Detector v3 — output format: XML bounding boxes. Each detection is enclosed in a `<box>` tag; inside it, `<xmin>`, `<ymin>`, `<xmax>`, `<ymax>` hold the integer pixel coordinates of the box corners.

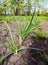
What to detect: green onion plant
<box><xmin>0</xmin><ymin>8</ymin><xmax>48</xmax><ymax>63</ymax></box>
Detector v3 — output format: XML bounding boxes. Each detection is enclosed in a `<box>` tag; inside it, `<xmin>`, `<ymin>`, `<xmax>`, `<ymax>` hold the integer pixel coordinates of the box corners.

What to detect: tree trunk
<box><xmin>37</xmin><ymin>9</ymin><xmax>40</xmax><ymax>16</ymax></box>
<box><xmin>16</xmin><ymin>8</ymin><xmax>21</xmax><ymax>15</ymax></box>
<box><xmin>5</xmin><ymin>10</ymin><xmax>6</xmax><ymax>16</ymax></box>
<box><xmin>27</xmin><ymin>10</ymin><xmax>31</xmax><ymax>15</ymax></box>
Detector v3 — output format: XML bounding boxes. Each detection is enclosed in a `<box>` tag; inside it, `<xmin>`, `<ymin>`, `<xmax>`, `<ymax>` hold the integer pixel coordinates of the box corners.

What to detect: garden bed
<box><xmin>0</xmin><ymin>20</ymin><xmax>48</xmax><ymax>65</ymax></box>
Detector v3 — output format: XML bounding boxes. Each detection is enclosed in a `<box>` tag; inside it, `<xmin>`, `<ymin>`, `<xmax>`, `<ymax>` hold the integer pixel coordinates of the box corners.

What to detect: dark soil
<box><xmin>0</xmin><ymin>20</ymin><xmax>48</xmax><ymax>65</ymax></box>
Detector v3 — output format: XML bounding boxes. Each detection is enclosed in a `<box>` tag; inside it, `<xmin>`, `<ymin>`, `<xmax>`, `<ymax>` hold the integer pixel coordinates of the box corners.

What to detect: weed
<box><xmin>33</xmin><ymin>27</ymin><xmax>48</xmax><ymax>39</ymax></box>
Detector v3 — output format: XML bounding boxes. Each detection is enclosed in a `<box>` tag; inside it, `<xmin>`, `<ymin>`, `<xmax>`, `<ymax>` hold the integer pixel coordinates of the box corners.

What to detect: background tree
<box><xmin>33</xmin><ymin>0</ymin><xmax>45</xmax><ymax>16</ymax></box>
<box><xmin>10</xmin><ymin>0</ymin><xmax>24</xmax><ymax>15</ymax></box>
<box><xmin>0</xmin><ymin>0</ymin><xmax>48</xmax><ymax>16</ymax></box>
<box><xmin>0</xmin><ymin>0</ymin><xmax>11</xmax><ymax>15</ymax></box>
<box><xmin>27</xmin><ymin>0</ymin><xmax>32</xmax><ymax>15</ymax></box>
<box><xmin>0</xmin><ymin>0</ymin><xmax>24</xmax><ymax>15</ymax></box>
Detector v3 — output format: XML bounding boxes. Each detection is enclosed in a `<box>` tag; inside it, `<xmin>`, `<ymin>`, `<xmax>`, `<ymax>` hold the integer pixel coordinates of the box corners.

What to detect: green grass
<box><xmin>38</xmin><ymin>16</ymin><xmax>48</xmax><ymax>20</ymax></box>
<box><xmin>0</xmin><ymin>16</ymin><xmax>31</xmax><ymax>21</ymax></box>
<box><xmin>0</xmin><ymin>16</ymin><xmax>48</xmax><ymax>21</ymax></box>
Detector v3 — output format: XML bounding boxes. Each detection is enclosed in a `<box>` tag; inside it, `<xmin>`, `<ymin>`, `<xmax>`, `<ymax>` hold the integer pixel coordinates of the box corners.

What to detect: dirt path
<box><xmin>40</xmin><ymin>20</ymin><xmax>48</xmax><ymax>33</ymax></box>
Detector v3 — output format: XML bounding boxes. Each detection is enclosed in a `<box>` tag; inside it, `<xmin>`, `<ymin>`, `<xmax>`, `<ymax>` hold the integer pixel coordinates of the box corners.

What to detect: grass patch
<box><xmin>0</xmin><ymin>16</ymin><xmax>31</xmax><ymax>21</ymax></box>
<box><xmin>38</xmin><ymin>16</ymin><xmax>48</xmax><ymax>20</ymax></box>
<box><xmin>0</xmin><ymin>16</ymin><xmax>48</xmax><ymax>21</ymax></box>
